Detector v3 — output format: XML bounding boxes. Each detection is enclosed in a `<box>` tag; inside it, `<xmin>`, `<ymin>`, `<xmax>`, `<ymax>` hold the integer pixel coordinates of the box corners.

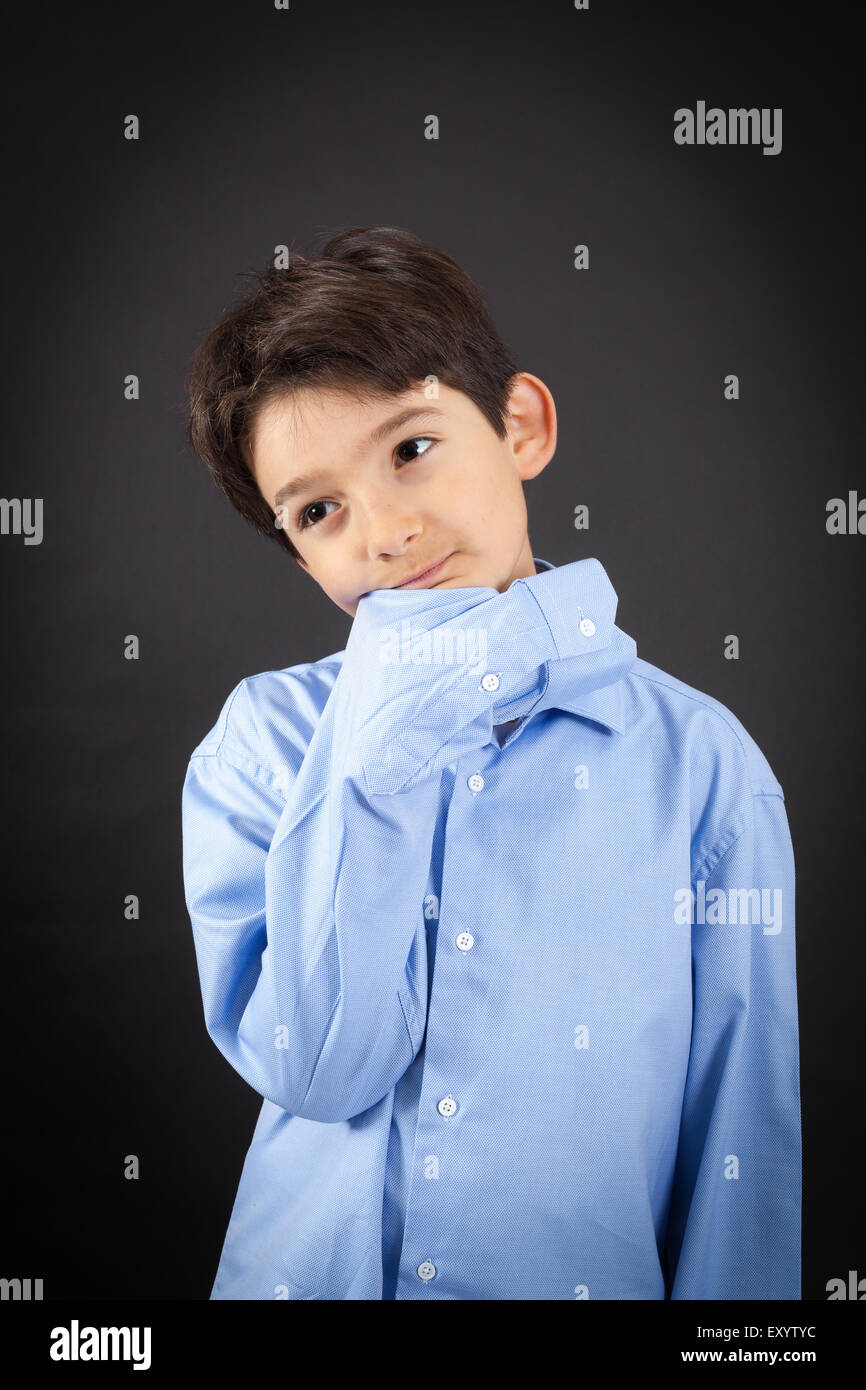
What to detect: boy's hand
<box><xmin>332</xmin><ymin>568</ymin><xmax>617</xmax><ymax>795</ymax></box>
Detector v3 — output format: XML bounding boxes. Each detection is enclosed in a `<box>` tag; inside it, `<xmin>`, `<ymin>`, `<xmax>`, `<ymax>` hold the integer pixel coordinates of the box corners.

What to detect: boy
<box><xmin>181</xmin><ymin>224</ymin><xmax>801</xmax><ymax>1300</ymax></box>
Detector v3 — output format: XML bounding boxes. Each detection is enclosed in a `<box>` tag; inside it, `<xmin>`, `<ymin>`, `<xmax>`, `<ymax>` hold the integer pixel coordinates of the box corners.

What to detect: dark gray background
<box><xmin>2</xmin><ymin>0</ymin><xmax>862</xmax><ymax>1299</ymax></box>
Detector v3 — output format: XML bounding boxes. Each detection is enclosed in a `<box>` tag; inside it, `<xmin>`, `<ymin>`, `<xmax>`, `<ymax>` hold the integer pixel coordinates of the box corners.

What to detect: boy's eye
<box><xmin>395</xmin><ymin>434</ymin><xmax>436</xmax><ymax>464</ymax></box>
<box><xmin>297</xmin><ymin>498</ymin><xmax>338</xmax><ymax>530</ymax></box>
<box><xmin>295</xmin><ymin>435</ymin><xmax>437</xmax><ymax>531</ymax></box>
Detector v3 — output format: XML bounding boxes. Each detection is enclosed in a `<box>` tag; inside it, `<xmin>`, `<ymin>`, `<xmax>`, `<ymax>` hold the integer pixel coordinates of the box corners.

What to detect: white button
<box><xmin>480</xmin><ymin>672</ymin><xmax>500</xmax><ymax>692</ymax></box>
<box><xmin>467</xmin><ymin>773</ymin><xmax>484</xmax><ymax>793</ymax></box>
<box><xmin>456</xmin><ymin>931</ymin><xmax>474</xmax><ymax>952</ymax></box>
<box><xmin>417</xmin><ymin>1259</ymin><xmax>437</xmax><ymax>1282</ymax></box>
<box><xmin>437</xmin><ymin>1095</ymin><xmax>458</xmax><ymax>1118</ymax></box>
<box><xmin>579</xmin><ymin>617</ymin><xmax>596</xmax><ymax>637</ymax></box>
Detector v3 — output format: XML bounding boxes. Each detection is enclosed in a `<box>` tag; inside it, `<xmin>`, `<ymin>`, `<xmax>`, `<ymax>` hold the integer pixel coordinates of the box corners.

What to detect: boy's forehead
<box><xmin>264</xmin><ymin>381</ymin><xmax>463</xmax><ymax>435</ymax></box>
<box><xmin>252</xmin><ymin>383</ymin><xmax>467</xmax><ymax>467</ymax></box>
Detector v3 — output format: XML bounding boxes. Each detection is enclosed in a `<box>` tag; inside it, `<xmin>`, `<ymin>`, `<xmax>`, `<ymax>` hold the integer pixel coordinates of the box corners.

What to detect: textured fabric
<box><xmin>181</xmin><ymin>555</ymin><xmax>801</xmax><ymax>1300</ymax></box>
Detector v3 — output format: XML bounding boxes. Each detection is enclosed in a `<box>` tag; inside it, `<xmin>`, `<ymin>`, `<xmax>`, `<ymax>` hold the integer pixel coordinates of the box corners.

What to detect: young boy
<box><xmin>181</xmin><ymin>225</ymin><xmax>801</xmax><ymax>1300</ymax></box>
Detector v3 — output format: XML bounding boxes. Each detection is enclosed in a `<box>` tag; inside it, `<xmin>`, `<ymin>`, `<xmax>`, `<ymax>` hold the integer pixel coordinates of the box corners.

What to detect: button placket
<box><xmin>398</xmin><ymin>736</ymin><xmax>497</xmax><ymax>1297</ymax></box>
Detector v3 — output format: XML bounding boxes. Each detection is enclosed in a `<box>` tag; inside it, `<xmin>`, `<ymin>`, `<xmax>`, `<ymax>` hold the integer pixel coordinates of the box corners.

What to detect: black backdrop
<box><xmin>1</xmin><ymin>0</ymin><xmax>863</xmax><ymax>1300</ymax></box>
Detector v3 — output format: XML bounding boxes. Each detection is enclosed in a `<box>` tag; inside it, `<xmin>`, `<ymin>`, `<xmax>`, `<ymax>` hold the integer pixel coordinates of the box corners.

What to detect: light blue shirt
<box><xmin>181</xmin><ymin>555</ymin><xmax>801</xmax><ymax>1300</ymax></box>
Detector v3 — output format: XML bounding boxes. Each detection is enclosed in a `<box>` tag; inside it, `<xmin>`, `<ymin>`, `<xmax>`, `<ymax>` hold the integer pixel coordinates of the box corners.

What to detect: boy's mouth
<box><xmin>391</xmin><ymin>552</ymin><xmax>454</xmax><ymax>589</ymax></box>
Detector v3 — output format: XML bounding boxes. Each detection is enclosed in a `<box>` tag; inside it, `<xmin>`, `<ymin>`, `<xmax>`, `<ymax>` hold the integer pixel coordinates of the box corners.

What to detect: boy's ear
<box><xmin>505</xmin><ymin>372</ymin><xmax>557</xmax><ymax>482</ymax></box>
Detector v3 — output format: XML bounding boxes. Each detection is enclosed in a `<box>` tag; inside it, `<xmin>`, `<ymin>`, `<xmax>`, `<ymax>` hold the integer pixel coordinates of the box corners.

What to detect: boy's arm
<box><xmin>181</xmin><ymin>716</ymin><xmax>443</xmax><ymax>1125</ymax></box>
<box><xmin>663</xmin><ymin>788</ymin><xmax>802</xmax><ymax>1298</ymax></box>
<box><xmin>182</xmin><ymin>574</ymin><xmax>588</xmax><ymax>1123</ymax></box>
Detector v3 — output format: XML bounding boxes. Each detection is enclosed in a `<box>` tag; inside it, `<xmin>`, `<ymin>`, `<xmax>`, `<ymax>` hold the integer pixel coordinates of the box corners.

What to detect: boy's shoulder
<box><xmin>187</xmin><ymin>649</ymin><xmax>347</xmax><ymax>781</ymax></box>
<box><xmin>624</xmin><ymin>655</ymin><xmax>784</xmax><ymax>798</ymax></box>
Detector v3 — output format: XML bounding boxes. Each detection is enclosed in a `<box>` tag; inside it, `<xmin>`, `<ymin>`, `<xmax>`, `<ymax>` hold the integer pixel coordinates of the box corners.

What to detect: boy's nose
<box><xmin>362</xmin><ymin>510</ymin><xmax>424</xmax><ymax>563</ymax></box>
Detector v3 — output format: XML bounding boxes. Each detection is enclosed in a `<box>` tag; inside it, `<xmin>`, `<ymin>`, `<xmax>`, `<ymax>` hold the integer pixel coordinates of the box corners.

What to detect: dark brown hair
<box><xmin>185</xmin><ymin>225</ymin><xmax>521</xmax><ymax>559</ymax></box>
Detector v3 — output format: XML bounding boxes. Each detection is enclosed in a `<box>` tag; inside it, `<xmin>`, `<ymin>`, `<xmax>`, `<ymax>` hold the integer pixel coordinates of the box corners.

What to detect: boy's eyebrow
<box><xmin>273</xmin><ymin>406</ymin><xmax>446</xmax><ymax>507</ymax></box>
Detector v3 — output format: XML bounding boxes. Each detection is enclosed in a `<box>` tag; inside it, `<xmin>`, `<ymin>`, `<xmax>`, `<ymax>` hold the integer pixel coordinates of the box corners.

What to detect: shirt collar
<box><xmin>502</xmin><ymin>556</ymin><xmax>637</xmax><ymax>736</ymax></box>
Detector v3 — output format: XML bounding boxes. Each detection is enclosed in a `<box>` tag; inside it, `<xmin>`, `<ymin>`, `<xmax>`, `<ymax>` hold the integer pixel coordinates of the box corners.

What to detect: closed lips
<box><xmin>394</xmin><ymin>554</ymin><xmax>451</xmax><ymax>586</ymax></box>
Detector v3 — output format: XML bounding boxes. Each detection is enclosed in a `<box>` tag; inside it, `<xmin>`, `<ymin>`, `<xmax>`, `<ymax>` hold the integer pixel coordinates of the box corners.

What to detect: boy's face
<box><xmin>248</xmin><ymin>374</ymin><xmax>556</xmax><ymax>618</ymax></box>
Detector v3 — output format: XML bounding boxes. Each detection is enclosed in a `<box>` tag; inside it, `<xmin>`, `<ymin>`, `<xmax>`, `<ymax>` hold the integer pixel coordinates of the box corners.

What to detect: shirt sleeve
<box><xmin>181</xmin><ymin>579</ymin><xmax>573</xmax><ymax>1124</ymax></box>
<box><xmin>663</xmin><ymin>789</ymin><xmax>802</xmax><ymax>1298</ymax></box>
<box><xmin>181</xmin><ymin>697</ymin><xmax>447</xmax><ymax>1125</ymax></box>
